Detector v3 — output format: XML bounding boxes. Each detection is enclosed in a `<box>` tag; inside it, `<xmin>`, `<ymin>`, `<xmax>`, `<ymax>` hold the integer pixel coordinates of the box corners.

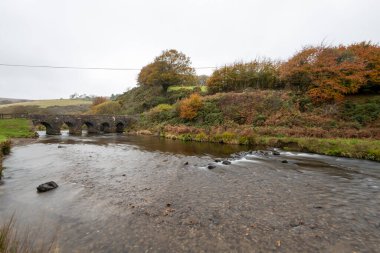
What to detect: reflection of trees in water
<box><xmin>125</xmin><ymin>135</ymin><xmax>251</xmax><ymax>157</ymax></box>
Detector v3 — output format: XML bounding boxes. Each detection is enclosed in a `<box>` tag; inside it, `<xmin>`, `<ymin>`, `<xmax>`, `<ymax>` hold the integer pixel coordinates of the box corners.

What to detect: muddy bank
<box><xmin>1</xmin><ymin>134</ymin><xmax>379</xmax><ymax>252</ymax></box>
<box><xmin>10</xmin><ymin>137</ymin><xmax>38</xmax><ymax>147</ymax></box>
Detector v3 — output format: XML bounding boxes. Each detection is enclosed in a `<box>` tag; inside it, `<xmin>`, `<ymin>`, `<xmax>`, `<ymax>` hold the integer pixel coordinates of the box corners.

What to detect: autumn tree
<box><xmin>280</xmin><ymin>42</ymin><xmax>380</xmax><ymax>103</ymax></box>
<box><xmin>206</xmin><ymin>59</ymin><xmax>281</xmax><ymax>94</ymax></box>
<box><xmin>137</xmin><ymin>49</ymin><xmax>196</xmax><ymax>92</ymax></box>
<box><xmin>179</xmin><ymin>93</ymin><xmax>203</xmax><ymax>120</ymax></box>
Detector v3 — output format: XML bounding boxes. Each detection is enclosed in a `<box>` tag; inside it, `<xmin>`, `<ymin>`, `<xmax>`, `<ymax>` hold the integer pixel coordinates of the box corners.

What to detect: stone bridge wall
<box><xmin>28</xmin><ymin>114</ymin><xmax>135</xmax><ymax>135</ymax></box>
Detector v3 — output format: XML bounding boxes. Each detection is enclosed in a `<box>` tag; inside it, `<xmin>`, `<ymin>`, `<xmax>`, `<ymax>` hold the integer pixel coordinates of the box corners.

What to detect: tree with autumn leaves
<box><xmin>205</xmin><ymin>42</ymin><xmax>379</xmax><ymax>103</ymax></box>
<box><xmin>138</xmin><ymin>43</ymin><xmax>379</xmax><ymax>104</ymax></box>
<box><xmin>280</xmin><ymin>42</ymin><xmax>380</xmax><ymax>102</ymax></box>
<box><xmin>137</xmin><ymin>49</ymin><xmax>196</xmax><ymax>92</ymax></box>
<box><xmin>206</xmin><ymin>60</ymin><xmax>281</xmax><ymax>94</ymax></box>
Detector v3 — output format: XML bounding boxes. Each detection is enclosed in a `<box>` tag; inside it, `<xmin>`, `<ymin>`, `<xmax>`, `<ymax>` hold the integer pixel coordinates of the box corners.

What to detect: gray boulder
<box><xmin>37</xmin><ymin>181</ymin><xmax>58</xmax><ymax>193</ymax></box>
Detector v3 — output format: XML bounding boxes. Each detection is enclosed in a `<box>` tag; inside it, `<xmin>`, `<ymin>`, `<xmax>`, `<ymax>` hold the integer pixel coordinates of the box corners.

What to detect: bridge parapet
<box><xmin>28</xmin><ymin>114</ymin><xmax>135</xmax><ymax>135</ymax></box>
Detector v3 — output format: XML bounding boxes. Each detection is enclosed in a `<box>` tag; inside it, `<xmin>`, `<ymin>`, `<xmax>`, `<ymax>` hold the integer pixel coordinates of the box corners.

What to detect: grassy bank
<box><xmin>0</xmin><ymin>119</ymin><xmax>36</xmax><ymax>140</ymax></box>
<box><xmin>130</xmin><ymin>126</ymin><xmax>380</xmax><ymax>161</ymax></box>
<box><xmin>0</xmin><ymin>119</ymin><xmax>35</xmax><ymax>179</ymax></box>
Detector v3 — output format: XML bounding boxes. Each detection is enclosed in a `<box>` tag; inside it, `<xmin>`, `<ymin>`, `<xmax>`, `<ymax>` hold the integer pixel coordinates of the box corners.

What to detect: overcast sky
<box><xmin>0</xmin><ymin>0</ymin><xmax>379</xmax><ymax>99</ymax></box>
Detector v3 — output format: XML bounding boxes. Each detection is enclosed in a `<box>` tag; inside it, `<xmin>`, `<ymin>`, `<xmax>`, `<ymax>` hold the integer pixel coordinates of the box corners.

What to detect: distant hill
<box><xmin>0</xmin><ymin>99</ymin><xmax>91</xmax><ymax>109</ymax></box>
<box><xmin>0</xmin><ymin>98</ymin><xmax>32</xmax><ymax>105</ymax></box>
<box><xmin>0</xmin><ymin>99</ymin><xmax>92</xmax><ymax>115</ymax></box>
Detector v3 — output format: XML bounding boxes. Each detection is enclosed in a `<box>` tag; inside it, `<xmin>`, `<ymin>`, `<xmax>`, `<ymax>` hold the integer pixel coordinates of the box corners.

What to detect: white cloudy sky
<box><xmin>0</xmin><ymin>0</ymin><xmax>379</xmax><ymax>99</ymax></box>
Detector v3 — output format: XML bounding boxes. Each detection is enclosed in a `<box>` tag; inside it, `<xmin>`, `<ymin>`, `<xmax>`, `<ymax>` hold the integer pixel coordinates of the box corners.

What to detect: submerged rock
<box><xmin>273</xmin><ymin>150</ymin><xmax>281</xmax><ymax>155</ymax></box>
<box><xmin>37</xmin><ymin>181</ymin><xmax>58</xmax><ymax>193</ymax></box>
<box><xmin>222</xmin><ymin>160</ymin><xmax>231</xmax><ymax>165</ymax></box>
<box><xmin>281</xmin><ymin>160</ymin><xmax>288</xmax><ymax>163</ymax></box>
<box><xmin>207</xmin><ymin>165</ymin><xmax>216</xmax><ymax>170</ymax></box>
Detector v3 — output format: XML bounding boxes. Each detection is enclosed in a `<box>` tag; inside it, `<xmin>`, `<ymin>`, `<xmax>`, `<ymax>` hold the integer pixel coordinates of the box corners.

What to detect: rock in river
<box><xmin>222</xmin><ymin>160</ymin><xmax>231</xmax><ymax>165</ymax></box>
<box><xmin>207</xmin><ymin>165</ymin><xmax>216</xmax><ymax>170</ymax></box>
<box><xmin>37</xmin><ymin>181</ymin><xmax>58</xmax><ymax>193</ymax></box>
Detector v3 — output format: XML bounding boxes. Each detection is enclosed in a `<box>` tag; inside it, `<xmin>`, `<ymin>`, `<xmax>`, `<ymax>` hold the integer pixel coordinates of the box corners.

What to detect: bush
<box><xmin>91</xmin><ymin>101</ymin><xmax>122</xmax><ymax>115</ymax></box>
<box><xmin>92</xmin><ymin>96</ymin><xmax>107</xmax><ymax>106</ymax></box>
<box><xmin>343</xmin><ymin>98</ymin><xmax>380</xmax><ymax>125</ymax></box>
<box><xmin>179</xmin><ymin>94</ymin><xmax>203</xmax><ymax>120</ymax></box>
<box><xmin>144</xmin><ymin>104</ymin><xmax>176</xmax><ymax>122</ymax></box>
<box><xmin>196</xmin><ymin>101</ymin><xmax>224</xmax><ymax>125</ymax></box>
<box><xmin>1</xmin><ymin>140</ymin><xmax>11</xmax><ymax>156</ymax></box>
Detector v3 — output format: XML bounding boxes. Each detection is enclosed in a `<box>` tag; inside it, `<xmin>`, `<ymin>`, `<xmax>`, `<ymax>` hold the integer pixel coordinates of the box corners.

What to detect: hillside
<box><xmin>0</xmin><ymin>99</ymin><xmax>92</xmax><ymax>115</ymax></box>
<box><xmin>114</xmin><ymin>86</ymin><xmax>380</xmax><ymax>161</ymax></box>
<box><xmin>0</xmin><ymin>97</ymin><xmax>31</xmax><ymax>105</ymax></box>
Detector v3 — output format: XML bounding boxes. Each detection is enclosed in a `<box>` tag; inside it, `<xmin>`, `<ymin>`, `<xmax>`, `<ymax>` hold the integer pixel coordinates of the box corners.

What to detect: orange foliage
<box><xmin>179</xmin><ymin>93</ymin><xmax>203</xmax><ymax>120</ymax></box>
<box><xmin>280</xmin><ymin>42</ymin><xmax>380</xmax><ymax>103</ymax></box>
<box><xmin>92</xmin><ymin>97</ymin><xmax>107</xmax><ymax>106</ymax></box>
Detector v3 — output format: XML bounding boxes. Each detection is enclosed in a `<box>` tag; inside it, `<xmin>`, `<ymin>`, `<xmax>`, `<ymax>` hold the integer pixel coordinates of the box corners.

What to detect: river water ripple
<box><xmin>0</xmin><ymin>133</ymin><xmax>379</xmax><ymax>252</ymax></box>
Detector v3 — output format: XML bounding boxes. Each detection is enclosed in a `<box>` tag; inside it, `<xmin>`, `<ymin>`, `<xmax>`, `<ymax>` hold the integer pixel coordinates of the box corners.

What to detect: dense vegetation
<box><xmin>207</xmin><ymin>42</ymin><xmax>380</xmax><ymax>103</ymax></box>
<box><xmin>112</xmin><ymin>43</ymin><xmax>380</xmax><ymax>161</ymax></box>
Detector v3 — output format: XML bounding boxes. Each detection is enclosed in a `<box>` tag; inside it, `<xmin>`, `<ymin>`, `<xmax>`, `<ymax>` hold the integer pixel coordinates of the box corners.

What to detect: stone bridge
<box><xmin>29</xmin><ymin>114</ymin><xmax>135</xmax><ymax>135</ymax></box>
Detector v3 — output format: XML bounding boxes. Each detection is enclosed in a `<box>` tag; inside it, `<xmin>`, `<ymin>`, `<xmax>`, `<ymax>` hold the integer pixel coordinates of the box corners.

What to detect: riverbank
<box><xmin>127</xmin><ymin>126</ymin><xmax>380</xmax><ymax>162</ymax></box>
<box><xmin>2</xmin><ymin>133</ymin><xmax>380</xmax><ymax>252</ymax></box>
<box><xmin>0</xmin><ymin>140</ymin><xmax>11</xmax><ymax>179</ymax></box>
<box><xmin>0</xmin><ymin>119</ymin><xmax>36</xmax><ymax>179</ymax></box>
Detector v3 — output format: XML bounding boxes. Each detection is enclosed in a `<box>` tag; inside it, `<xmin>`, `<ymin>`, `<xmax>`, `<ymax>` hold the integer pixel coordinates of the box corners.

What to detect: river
<box><xmin>0</xmin><ymin>132</ymin><xmax>379</xmax><ymax>252</ymax></box>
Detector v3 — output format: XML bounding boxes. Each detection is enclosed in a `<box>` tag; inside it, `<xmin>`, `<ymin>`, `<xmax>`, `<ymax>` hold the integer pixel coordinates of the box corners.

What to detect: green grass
<box><xmin>0</xmin><ymin>119</ymin><xmax>35</xmax><ymax>139</ymax></box>
<box><xmin>255</xmin><ymin>136</ymin><xmax>380</xmax><ymax>161</ymax></box>
<box><xmin>154</xmin><ymin>126</ymin><xmax>380</xmax><ymax>161</ymax></box>
<box><xmin>0</xmin><ymin>99</ymin><xmax>91</xmax><ymax>109</ymax></box>
<box><xmin>168</xmin><ymin>85</ymin><xmax>207</xmax><ymax>92</ymax></box>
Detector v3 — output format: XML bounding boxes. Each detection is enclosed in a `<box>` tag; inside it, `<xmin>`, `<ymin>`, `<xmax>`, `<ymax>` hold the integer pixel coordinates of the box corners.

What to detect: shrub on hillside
<box><xmin>280</xmin><ymin>42</ymin><xmax>380</xmax><ymax>103</ymax></box>
<box><xmin>144</xmin><ymin>104</ymin><xmax>177</xmax><ymax>122</ymax></box>
<box><xmin>342</xmin><ymin>98</ymin><xmax>380</xmax><ymax>125</ymax></box>
<box><xmin>179</xmin><ymin>94</ymin><xmax>203</xmax><ymax>120</ymax></box>
<box><xmin>91</xmin><ymin>101</ymin><xmax>122</xmax><ymax>115</ymax></box>
<box><xmin>195</xmin><ymin>101</ymin><xmax>224</xmax><ymax>125</ymax></box>
<box><xmin>207</xmin><ymin>59</ymin><xmax>281</xmax><ymax>94</ymax></box>
<box><xmin>92</xmin><ymin>97</ymin><xmax>107</xmax><ymax>106</ymax></box>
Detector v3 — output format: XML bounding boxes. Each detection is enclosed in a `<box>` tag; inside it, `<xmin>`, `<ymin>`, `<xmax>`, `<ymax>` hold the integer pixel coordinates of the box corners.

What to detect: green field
<box><xmin>0</xmin><ymin>99</ymin><xmax>92</xmax><ymax>109</ymax></box>
<box><xmin>168</xmin><ymin>86</ymin><xmax>207</xmax><ymax>92</ymax></box>
<box><xmin>0</xmin><ymin>119</ymin><xmax>35</xmax><ymax>140</ymax></box>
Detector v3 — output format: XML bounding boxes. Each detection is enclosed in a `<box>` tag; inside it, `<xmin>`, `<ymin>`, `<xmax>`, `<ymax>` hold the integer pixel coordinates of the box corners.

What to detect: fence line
<box><xmin>0</xmin><ymin>113</ymin><xmax>29</xmax><ymax>119</ymax></box>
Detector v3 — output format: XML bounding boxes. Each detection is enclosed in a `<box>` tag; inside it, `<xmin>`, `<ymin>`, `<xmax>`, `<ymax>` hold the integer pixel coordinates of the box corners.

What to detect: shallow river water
<box><xmin>1</xmin><ymin>132</ymin><xmax>379</xmax><ymax>252</ymax></box>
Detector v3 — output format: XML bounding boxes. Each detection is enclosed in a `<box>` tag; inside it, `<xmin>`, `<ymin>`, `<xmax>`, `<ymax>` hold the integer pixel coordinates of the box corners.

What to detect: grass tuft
<box><xmin>0</xmin><ymin>215</ymin><xmax>58</xmax><ymax>253</ymax></box>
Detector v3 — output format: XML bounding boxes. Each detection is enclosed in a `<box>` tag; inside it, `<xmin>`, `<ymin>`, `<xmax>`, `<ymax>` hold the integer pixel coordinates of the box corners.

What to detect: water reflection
<box><xmin>37</xmin><ymin>131</ymin><xmax>251</xmax><ymax>157</ymax></box>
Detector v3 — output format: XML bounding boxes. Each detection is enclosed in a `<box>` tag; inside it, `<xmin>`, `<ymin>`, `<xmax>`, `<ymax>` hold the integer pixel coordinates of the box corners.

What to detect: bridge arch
<box><xmin>34</xmin><ymin>121</ymin><xmax>61</xmax><ymax>135</ymax></box>
<box><xmin>62</xmin><ymin>121</ymin><xmax>82</xmax><ymax>135</ymax></box>
<box><xmin>116</xmin><ymin>122</ymin><xmax>125</xmax><ymax>133</ymax></box>
<box><xmin>100</xmin><ymin>122</ymin><xmax>111</xmax><ymax>133</ymax></box>
<box><xmin>81</xmin><ymin>120</ymin><xmax>99</xmax><ymax>134</ymax></box>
